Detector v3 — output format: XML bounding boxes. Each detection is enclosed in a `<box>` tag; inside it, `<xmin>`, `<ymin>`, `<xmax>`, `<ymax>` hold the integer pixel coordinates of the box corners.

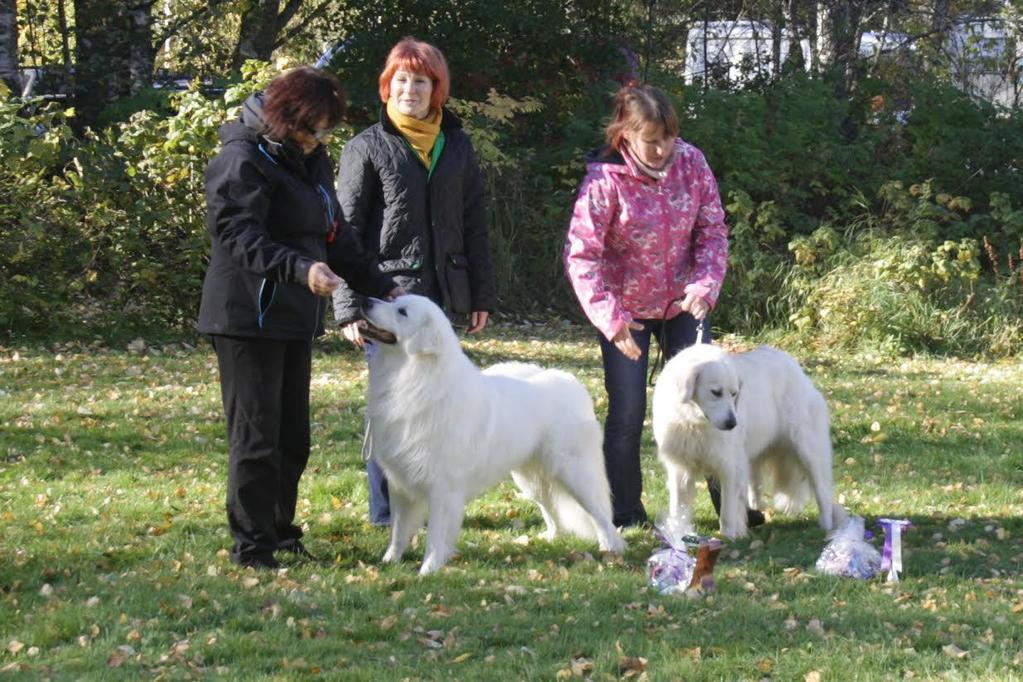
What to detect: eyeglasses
<box><xmin>305</xmin><ymin>125</ymin><xmax>335</xmax><ymax>142</ymax></box>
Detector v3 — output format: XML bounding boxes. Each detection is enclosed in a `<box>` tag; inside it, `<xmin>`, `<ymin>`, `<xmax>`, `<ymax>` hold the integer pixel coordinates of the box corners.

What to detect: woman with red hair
<box><xmin>332</xmin><ymin>37</ymin><xmax>496</xmax><ymax>526</ymax></box>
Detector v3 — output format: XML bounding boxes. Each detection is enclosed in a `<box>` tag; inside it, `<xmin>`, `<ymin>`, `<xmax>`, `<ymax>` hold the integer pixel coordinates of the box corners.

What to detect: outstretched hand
<box><xmin>307</xmin><ymin>262</ymin><xmax>341</xmax><ymax>296</ymax></box>
<box><xmin>612</xmin><ymin>321</ymin><xmax>645</xmax><ymax>361</ymax></box>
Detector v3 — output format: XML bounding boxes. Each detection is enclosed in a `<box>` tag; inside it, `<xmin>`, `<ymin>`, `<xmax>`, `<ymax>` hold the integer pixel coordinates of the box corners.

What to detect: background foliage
<box><xmin>2</xmin><ymin>0</ymin><xmax>1022</xmax><ymax>355</ymax></box>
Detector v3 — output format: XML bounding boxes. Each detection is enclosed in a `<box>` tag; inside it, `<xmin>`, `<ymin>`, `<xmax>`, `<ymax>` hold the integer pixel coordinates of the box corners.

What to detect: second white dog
<box><xmin>359</xmin><ymin>295</ymin><xmax>625</xmax><ymax>574</ymax></box>
<box><xmin>652</xmin><ymin>344</ymin><xmax>846</xmax><ymax>539</ymax></box>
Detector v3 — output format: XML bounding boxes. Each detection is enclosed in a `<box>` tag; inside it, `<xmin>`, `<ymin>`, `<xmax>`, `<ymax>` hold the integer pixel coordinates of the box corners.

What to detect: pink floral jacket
<box><xmin>564</xmin><ymin>139</ymin><xmax>728</xmax><ymax>341</ymax></box>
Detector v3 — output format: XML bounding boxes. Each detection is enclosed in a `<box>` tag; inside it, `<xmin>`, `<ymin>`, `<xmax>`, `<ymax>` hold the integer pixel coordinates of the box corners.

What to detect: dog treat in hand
<box><xmin>877</xmin><ymin>518</ymin><xmax>911</xmax><ymax>582</ymax></box>
<box><xmin>815</xmin><ymin>515</ymin><xmax>881</xmax><ymax>580</ymax></box>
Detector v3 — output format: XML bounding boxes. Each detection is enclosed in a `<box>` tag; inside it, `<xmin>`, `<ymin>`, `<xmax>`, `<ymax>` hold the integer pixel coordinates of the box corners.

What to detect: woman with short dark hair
<box><xmin>199</xmin><ymin>66</ymin><xmax>399</xmax><ymax>569</ymax></box>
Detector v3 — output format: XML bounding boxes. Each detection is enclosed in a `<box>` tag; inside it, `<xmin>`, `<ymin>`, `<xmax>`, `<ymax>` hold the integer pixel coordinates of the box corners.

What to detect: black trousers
<box><xmin>598</xmin><ymin>314</ymin><xmax>707</xmax><ymax>526</ymax></box>
<box><xmin>212</xmin><ymin>335</ymin><xmax>311</xmax><ymax>563</ymax></box>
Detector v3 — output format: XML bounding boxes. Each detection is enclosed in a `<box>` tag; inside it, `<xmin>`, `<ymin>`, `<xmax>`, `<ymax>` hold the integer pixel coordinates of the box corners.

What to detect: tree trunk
<box><xmin>233</xmin><ymin>0</ymin><xmax>283</xmax><ymax>68</ymax></box>
<box><xmin>0</xmin><ymin>0</ymin><xmax>19</xmax><ymax>94</ymax></box>
<box><xmin>73</xmin><ymin>0</ymin><xmax>134</xmax><ymax>129</ymax></box>
<box><xmin>57</xmin><ymin>0</ymin><xmax>72</xmax><ymax>70</ymax></box>
<box><xmin>127</xmin><ymin>2</ymin><xmax>154</xmax><ymax>93</ymax></box>
<box><xmin>782</xmin><ymin>0</ymin><xmax>805</xmax><ymax>73</ymax></box>
<box><xmin>930</xmin><ymin>0</ymin><xmax>952</xmax><ymax>56</ymax></box>
<box><xmin>817</xmin><ymin>1</ymin><xmax>862</xmax><ymax>98</ymax></box>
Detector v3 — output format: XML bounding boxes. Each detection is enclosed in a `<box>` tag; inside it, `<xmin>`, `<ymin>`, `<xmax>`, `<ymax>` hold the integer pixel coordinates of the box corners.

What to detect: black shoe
<box><xmin>613</xmin><ymin>511</ymin><xmax>650</xmax><ymax>529</ymax></box>
<box><xmin>277</xmin><ymin>539</ymin><xmax>316</xmax><ymax>561</ymax></box>
<box><xmin>234</xmin><ymin>553</ymin><xmax>280</xmax><ymax>570</ymax></box>
<box><xmin>708</xmin><ymin>478</ymin><xmax>764</xmax><ymax>528</ymax></box>
<box><xmin>747</xmin><ymin>509</ymin><xmax>766</xmax><ymax>528</ymax></box>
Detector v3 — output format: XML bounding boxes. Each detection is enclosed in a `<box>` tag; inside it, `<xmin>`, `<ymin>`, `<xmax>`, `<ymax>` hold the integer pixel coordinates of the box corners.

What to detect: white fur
<box><xmin>652</xmin><ymin>344</ymin><xmax>847</xmax><ymax>539</ymax></box>
<box><xmin>362</xmin><ymin>295</ymin><xmax>625</xmax><ymax>574</ymax></box>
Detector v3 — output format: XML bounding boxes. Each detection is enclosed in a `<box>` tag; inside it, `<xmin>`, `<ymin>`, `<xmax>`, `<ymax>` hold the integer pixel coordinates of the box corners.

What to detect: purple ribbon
<box><xmin>878</xmin><ymin>518</ymin><xmax>911</xmax><ymax>582</ymax></box>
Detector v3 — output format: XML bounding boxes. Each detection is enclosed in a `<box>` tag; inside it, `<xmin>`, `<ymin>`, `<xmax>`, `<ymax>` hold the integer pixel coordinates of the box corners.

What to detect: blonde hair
<box><xmin>604</xmin><ymin>85</ymin><xmax>679</xmax><ymax>151</ymax></box>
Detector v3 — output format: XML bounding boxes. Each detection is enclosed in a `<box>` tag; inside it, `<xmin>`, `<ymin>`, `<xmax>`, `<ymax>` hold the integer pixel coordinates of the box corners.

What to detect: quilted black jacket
<box><xmin>198</xmin><ymin>93</ymin><xmax>394</xmax><ymax>340</ymax></box>
<box><xmin>331</xmin><ymin>106</ymin><xmax>496</xmax><ymax>324</ymax></box>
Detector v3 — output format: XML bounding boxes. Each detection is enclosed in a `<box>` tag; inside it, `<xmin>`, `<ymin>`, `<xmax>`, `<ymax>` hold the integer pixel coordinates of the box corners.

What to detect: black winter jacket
<box><xmin>331</xmin><ymin>106</ymin><xmax>496</xmax><ymax>324</ymax></box>
<box><xmin>198</xmin><ymin>94</ymin><xmax>394</xmax><ymax>340</ymax></box>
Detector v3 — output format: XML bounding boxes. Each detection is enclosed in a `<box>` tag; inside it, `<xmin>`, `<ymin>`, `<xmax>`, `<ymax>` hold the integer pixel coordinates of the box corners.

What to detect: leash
<box><xmin>646</xmin><ymin>299</ymin><xmax>705</xmax><ymax>387</ymax></box>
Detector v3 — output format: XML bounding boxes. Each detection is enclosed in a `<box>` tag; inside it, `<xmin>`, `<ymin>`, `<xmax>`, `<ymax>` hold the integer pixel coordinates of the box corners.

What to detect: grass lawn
<box><xmin>1</xmin><ymin>323</ymin><xmax>1022</xmax><ymax>680</ymax></box>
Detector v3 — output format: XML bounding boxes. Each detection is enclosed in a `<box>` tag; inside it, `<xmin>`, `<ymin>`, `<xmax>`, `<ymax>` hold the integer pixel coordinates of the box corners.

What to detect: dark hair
<box><xmin>604</xmin><ymin>85</ymin><xmax>679</xmax><ymax>152</ymax></box>
<box><xmin>262</xmin><ymin>66</ymin><xmax>346</xmax><ymax>141</ymax></box>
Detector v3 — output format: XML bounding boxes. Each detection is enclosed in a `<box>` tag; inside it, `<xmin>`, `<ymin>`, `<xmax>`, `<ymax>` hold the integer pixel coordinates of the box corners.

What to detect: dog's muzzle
<box><xmin>358</xmin><ymin>300</ymin><xmax>397</xmax><ymax>344</ymax></box>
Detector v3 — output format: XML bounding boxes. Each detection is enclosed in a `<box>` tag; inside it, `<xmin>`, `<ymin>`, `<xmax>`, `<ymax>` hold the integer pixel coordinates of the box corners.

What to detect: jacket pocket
<box><xmin>445</xmin><ymin>253</ymin><xmax>472</xmax><ymax>314</ymax></box>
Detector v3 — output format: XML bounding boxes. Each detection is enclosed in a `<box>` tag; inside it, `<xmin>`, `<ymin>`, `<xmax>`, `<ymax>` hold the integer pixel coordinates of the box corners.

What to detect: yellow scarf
<box><xmin>386</xmin><ymin>100</ymin><xmax>442</xmax><ymax>169</ymax></box>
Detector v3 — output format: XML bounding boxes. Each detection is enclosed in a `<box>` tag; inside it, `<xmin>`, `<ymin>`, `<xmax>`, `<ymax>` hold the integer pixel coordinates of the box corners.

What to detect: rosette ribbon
<box><xmin>877</xmin><ymin>518</ymin><xmax>911</xmax><ymax>582</ymax></box>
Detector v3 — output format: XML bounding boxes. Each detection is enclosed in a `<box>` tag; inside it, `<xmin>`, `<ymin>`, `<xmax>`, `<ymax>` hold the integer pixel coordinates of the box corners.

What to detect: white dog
<box><xmin>358</xmin><ymin>295</ymin><xmax>625</xmax><ymax>574</ymax></box>
<box><xmin>652</xmin><ymin>344</ymin><xmax>846</xmax><ymax>539</ymax></box>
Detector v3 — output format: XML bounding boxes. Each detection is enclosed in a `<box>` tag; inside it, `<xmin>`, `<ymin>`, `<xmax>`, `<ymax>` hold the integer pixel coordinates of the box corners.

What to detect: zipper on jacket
<box><xmin>257</xmin><ymin>278</ymin><xmax>277</xmax><ymax>329</ymax></box>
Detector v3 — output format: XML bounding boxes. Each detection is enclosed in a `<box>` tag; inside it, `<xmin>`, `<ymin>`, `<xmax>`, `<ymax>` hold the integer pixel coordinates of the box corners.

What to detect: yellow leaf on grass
<box><xmin>449</xmin><ymin>653</ymin><xmax>472</xmax><ymax>664</ymax></box>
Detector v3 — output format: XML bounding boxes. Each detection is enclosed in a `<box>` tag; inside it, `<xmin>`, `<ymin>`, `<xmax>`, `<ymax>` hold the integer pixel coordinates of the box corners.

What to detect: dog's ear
<box><xmin>404</xmin><ymin>322</ymin><xmax>443</xmax><ymax>356</ymax></box>
<box><xmin>680</xmin><ymin>365</ymin><xmax>700</xmax><ymax>403</ymax></box>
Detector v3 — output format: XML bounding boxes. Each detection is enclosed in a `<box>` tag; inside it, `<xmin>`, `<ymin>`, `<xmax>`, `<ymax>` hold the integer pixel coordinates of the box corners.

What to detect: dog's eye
<box><xmin>398</xmin><ymin>307</ymin><xmax>408</xmax><ymax>317</ymax></box>
<box><xmin>711</xmin><ymin>389</ymin><xmax>723</xmax><ymax>398</ymax></box>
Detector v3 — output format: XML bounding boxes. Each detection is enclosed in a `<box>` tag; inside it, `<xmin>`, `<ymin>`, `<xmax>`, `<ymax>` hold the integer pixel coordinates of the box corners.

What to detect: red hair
<box><xmin>604</xmin><ymin>85</ymin><xmax>679</xmax><ymax>152</ymax></box>
<box><xmin>377</xmin><ymin>37</ymin><xmax>450</xmax><ymax>110</ymax></box>
<box><xmin>262</xmin><ymin>66</ymin><xmax>345</xmax><ymax>140</ymax></box>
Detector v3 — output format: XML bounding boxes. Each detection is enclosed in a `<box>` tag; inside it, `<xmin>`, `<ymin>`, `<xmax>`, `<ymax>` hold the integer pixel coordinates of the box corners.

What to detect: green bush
<box><xmin>782</xmin><ymin>181</ymin><xmax>1023</xmax><ymax>355</ymax></box>
<box><xmin>0</xmin><ymin>62</ymin><xmax>274</xmax><ymax>337</ymax></box>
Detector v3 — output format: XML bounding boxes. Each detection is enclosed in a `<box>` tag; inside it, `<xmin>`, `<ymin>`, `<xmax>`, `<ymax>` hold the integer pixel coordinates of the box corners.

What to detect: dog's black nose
<box><xmin>722</xmin><ymin>416</ymin><xmax>737</xmax><ymax>430</ymax></box>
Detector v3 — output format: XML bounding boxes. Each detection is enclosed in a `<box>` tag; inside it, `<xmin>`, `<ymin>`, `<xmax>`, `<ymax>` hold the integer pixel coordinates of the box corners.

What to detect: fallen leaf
<box><xmin>942</xmin><ymin>644</ymin><xmax>968</xmax><ymax>659</ymax></box>
<box><xmin>571</xmin><ymin>655</ymin><xmax>594</xmax><ymax>676</ymax></box>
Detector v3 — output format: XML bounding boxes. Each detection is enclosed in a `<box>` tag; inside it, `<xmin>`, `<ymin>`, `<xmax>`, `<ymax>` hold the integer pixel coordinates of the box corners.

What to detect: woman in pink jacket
<box><xmin>565</xmin><ymin>84</ymin><xmax>761</xmax><ymax>528</ymax></box>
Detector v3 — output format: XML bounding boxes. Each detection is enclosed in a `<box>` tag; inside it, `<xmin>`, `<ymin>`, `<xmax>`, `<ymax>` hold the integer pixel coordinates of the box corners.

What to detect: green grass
<box><xmin>2</xmin><ymin>326</ymin><xmax>1022</xmax><ymax>680</ymax></box>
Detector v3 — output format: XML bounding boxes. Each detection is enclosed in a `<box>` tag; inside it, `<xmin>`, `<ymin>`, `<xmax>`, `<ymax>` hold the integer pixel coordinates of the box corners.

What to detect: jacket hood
<box><xmin>217</xmin><ymin>93</ymin><xmax>266</xmax><ymax>145</ymax></box>
<box><xmin>584</xmin><ymin>145</ymin><xmax>625</xmax><ymax>165</ymax></box>
<box><xmin>585</xmin><ymin>141</ymin><xmax>684</xmax><ymax>181</ymax></box>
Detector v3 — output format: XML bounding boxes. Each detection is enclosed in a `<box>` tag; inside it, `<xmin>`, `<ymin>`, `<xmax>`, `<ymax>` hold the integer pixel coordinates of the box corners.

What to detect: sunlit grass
<box><xmin>2</xmin><ymin>326</ymin><xmax>1022</xmax><ymax>679</ymax></box>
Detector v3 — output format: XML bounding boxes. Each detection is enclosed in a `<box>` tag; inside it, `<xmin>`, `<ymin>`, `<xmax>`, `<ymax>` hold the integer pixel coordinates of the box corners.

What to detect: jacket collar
<box><xmin>585</xmin><ymin>142</ymin><xmax>681</xmax><ymax>184</ymax></box>
<box><xmin>379</xmin><ymin>103</ymin><xmax>462</xmax><ymax>135</ymax></box>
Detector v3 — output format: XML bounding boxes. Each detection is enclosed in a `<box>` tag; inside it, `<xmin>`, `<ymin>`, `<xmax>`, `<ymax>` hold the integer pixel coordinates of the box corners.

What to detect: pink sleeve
<box><xmin>684</xmin><ymin>151</ymin><xmax>729</xmax><ymax>307</ymax></box>
<box><xmin>564</xmin><ymin>172</ymin><xmax>630</xmax><ymax>340</ymax></box>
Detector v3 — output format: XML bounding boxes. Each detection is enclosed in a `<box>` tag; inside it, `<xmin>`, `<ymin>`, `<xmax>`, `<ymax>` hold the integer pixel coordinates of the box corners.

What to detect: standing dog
<box><xmin>652</xmin><ymin>344</ymin><xmax>846</xmax><ymax>539</ymax></box>
<box><xmin>359</xmin><ymin>295</ymin><xmax>625</xmax><ymax>574</ymax></box>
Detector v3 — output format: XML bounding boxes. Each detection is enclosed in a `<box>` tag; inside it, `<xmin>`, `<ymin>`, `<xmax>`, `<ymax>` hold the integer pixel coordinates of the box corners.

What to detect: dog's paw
<box><xmin>418</xmin><ymin>558</ymin><xmax>443</xmax><ymax>575</ymax></box>
<box><xmin>382</xmin><ymin>547</ymin><xmax>402</xmax><ymax>563</ymax></box>
<box><xmin>600</xmin><ymin>534</ymin><xmax>627</xmax><ymax>554</ymax></box>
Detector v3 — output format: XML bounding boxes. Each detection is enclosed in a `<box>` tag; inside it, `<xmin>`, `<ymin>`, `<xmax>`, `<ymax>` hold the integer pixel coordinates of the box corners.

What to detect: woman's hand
<box><xmin>467</xmin><ymin>311</ymin><xmax>489</xmax><ymax>334</ymax></box>
<box><xmin>612</xmin><ymin>321</ymin><xmax>645</xmax><ymax>361</ymax></box>
<box><xmin>679</xmin><ymin>293</ymin><xmax>710</xmax><ymax>320</ymax></box>
<box><xmin>341</xmin><ymin>321</ymin><xmax>364</xmax><ymax>348</ymax></box>
<box><xmin>307</xmin><ymin>262</ymin><xmax>342</xmax><ymax>296</ymax></box>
